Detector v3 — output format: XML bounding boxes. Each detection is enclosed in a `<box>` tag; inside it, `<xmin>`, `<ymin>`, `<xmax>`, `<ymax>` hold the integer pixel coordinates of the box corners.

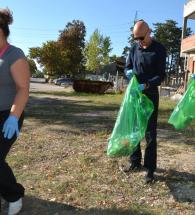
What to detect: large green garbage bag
<box><xmin>107</xmin><ymin>76</ymin><xmax>154</xmax><ymax>157</ymax></box>
<box><xmin>168</xmin><ymin>78</ymin><xmax>195</xmax><ymax>129</ymax></box>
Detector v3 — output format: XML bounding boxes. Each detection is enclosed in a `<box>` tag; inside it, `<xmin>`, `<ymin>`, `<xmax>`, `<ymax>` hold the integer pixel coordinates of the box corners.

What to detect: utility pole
<box><xmin>128</xmin><ymin>11</ymin><xmax>138</xmax><ymax>46</ymax></box>
<box><xmin>134</xmin><ymin>11</ymin><xmax>138</xmax><ymax>25</ymax></box>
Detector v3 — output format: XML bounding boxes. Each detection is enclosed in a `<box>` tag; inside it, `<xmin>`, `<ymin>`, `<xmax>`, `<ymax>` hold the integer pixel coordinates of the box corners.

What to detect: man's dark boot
<box><xmin>145</xmin><ymin>170</ymin><xmax>154</xmax><ymax>183</ymax></box>
<box><xmin>121</xmin><ymin>162</ymin><xmax>142</xmax><ymax>172</ymax></box>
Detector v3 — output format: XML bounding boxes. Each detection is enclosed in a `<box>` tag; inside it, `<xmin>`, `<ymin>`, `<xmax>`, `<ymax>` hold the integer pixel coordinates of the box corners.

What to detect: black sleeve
<box><xmin>147</xmin><ymin>45</ymin><xmax>167</xmax><ymax>86</ymax></box>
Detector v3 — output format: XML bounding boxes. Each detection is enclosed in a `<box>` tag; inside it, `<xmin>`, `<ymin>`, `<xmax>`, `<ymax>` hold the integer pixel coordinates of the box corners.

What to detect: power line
<box><xmin>12</xmin><ymin>22</ymin><xmax>131</xmax><ymax>31</ymax></box>
<box><xmin>11</xmin><ymin>27</ymin><xmax>60</xmax><ymax>31</ymax></box>
<box><xmin>11</xmin><ymin>23</ymin><xmax>132</xmax><ymax>34</ymax></box>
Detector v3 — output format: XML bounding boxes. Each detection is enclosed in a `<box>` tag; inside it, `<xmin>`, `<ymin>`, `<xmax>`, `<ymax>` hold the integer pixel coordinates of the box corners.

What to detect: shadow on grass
<box><xmin>156</xmin><ymin>168</ymin><xmax>195</xmax><ymax>203</ymax></box>
<box><xmin>26</xmin><ymin>95</ymin><xmax>195</xmax><ymax>140</ymax></box>
<box><xmin>158</xmin><ymin>108</ymin><xmax>195</xmax><ymax>142</ymax></box>
<box><xmin>26</xmin><ymin>95</ymin><xmax>119</xmax><ymax>133</ymax></box>
<box><xmin>157</xmin><ymin>127</ymin><xmax>195</xmax><ymax>146</ymax></box>
<box><xmin>1</xmin><ymin>195</ymin><xmax>154</xmax><ymax>215</ymax></box>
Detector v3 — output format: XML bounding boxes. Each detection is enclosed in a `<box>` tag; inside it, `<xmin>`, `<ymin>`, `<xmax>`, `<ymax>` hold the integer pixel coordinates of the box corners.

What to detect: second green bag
<box><xmin>107</xmin><ymin>76</ymin><xmax>154</xmax><ymax>157</ymax></box>
<box><xmin>168</xmin><ymin>78</ymin><xmax>195</xmax><ymax>129</ymax></box>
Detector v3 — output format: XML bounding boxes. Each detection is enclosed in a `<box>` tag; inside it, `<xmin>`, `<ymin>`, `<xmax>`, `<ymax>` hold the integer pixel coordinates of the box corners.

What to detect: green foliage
<box><xmin>85</xmin><ymin>29</ymin><xmax>103</xmax><ymax>72</ymax></box>
<box><xmin>122</xmin><ymin>46</ymin><xmax>130</xmax><ymax>58</ymax></box>
<box><xmin>102</xmin><ymin>36</ymin><xmax>112</xmax><ymax>65</ymax></box>
<box><xmin>27</xmin><ymin>57</ymin><xmax>38</xmax><ymax>75</ymax></box>
<box><xmin>29</xmin><ymin>20</ymin><xmax>86</xmax><ymax>78</ymax></box>
<box><xmin>29</xmin><ymin>41</ymin><xmax>70</xmax><ymax>77</ymax></box>
<box><xmin>32</xmin><ymin>71</ymin><xmax>45</xmax><ymax>78</ymax></box>
<box><xmin>110</xmin><ymin>54</ymin><xmax>118</xmax><ymax>63</ymax></box>
<box><xmin>153</xmin><ymin>20</ymin><xmax>192</xmax><ymax>73</ymax></box>
<box><xmin>85</xmin><ymin>29</ymin><xmax>112</xmax><ymax>72</ymax></box>
<box><xmin>58</xmin><ymin>20</ymin><xmax>86</xmax><ymax>77</ymax></box>
<box><xmin>153</xmin><ymin>20</ymin><xmax>181</xmax><ymax>56</ymax></box>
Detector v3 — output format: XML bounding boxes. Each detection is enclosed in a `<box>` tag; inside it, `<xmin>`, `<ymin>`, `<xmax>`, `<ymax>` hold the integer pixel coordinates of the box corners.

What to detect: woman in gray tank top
<box><xmin>0</xmin><ymin>8</ymin><xmax>30</xmax><ymax>215</ymax></box>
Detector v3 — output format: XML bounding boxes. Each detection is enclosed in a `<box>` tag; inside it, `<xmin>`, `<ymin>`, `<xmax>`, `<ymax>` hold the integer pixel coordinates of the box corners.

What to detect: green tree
<box><xmin>29</xmin><ymin>20</ymin><xmax>86</xmax><ymax>78</ymax></box>
<box><xmin>153</xmin><ymin>19</ymin><xmax>192</xmax><ymax>73</ymax></box>
<box><xmin>85</xmin><ymin>29</ymin><xmax>103</xmax><ymax>72</ymax></box>
<box><xmin>29</xmin><ymin>41</ymin><xmax>70</xmax><ymax>78</ymax></box>
<box><xmin>110</xmin><ymin>54</ymin><xmax>118</xmax><ymax>63</ymax></box>
<box><xmin>85</xmin><ymin>29</ymin><xmax>112</xmax><ymax>72</ymax></box>
<box><xmin>32</xmin><ymin>71</ymin><xmax>45</xmax><ymax>78</ymax></box>
<box><xmin>27</xmin><ymin>57</ymin><xmax>38</xmax><ymax>76</ymax></box>
<box><xmin>102</xmin><ymin>36</ymin><xmax>112</xmax><ymax>65</ymax></box>
<box><xmin>122</xmin><ymin>46</ymin><xmax>130</xmax><ymax>58</ymax></box>
<box><xmin>58</xmin><ymin>20</ymin><xmax>86</xmax><ymax>76</ymax></box>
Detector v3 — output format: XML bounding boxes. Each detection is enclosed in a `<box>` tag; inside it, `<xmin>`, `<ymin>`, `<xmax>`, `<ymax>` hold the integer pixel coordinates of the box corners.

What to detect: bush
<box><xmin>33</xmin><ymin>71</ymin><xmax>45</xmax><ymax>78</ymax></box>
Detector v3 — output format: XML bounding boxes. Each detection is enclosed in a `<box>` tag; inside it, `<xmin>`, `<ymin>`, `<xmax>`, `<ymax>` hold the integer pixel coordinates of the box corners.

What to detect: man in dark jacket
<box><xmin>122</xmin><ymin>20</ymin><xmax>166</xmax><ymax>183</ymax></box>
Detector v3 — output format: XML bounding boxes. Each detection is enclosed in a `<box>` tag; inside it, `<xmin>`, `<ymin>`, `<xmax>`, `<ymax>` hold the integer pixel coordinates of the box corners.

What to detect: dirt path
<box><xmin>30</xmin><ymin>82</ymin><xmax>69</xmax><ymax>92</ymax></box>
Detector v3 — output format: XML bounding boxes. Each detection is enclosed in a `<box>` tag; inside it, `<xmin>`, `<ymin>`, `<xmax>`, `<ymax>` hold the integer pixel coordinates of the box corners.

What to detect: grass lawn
<box><xmin>2</xmin><ymin>89</ymin><xmax>195</xmax><ymax>215</ymax></box>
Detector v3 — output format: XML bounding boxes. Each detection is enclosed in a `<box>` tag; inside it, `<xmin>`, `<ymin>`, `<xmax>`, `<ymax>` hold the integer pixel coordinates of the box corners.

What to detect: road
<box><xmin>30</xmin><ymin>82</ymin><xmax>72</xmax><ymax>93</ymax></box>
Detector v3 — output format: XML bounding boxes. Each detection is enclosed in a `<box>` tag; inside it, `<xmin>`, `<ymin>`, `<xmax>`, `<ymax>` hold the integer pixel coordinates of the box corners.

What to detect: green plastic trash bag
<box><xmin>168</xmin><ymin>78</ymin><xmax>195</xmax><ymax>129</ymax></box>
<box><xmin>107</xmin><ymin>76</ymin><xmax>154</xmax><ymax>157</ymax></box>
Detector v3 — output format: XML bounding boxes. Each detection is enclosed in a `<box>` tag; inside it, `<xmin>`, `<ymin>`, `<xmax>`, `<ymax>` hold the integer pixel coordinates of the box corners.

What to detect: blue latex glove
<box><xmin>2</xmin><ymin>115</ymin><xmax>19</xmax><ymax>139</ymax></box>
<box><xmin>130</xmin><ymin>84</ymin><xmax>145</xmax><ymax>96</ymax></box>
<box><xmin>191</xmin><ymin>74</ymin><xmax>195</xmax><ymax>80</ymax></box>
<box><xmin>138</xmin><ymin>84</ymin><xmax>145</xmax><ymax>91</ymax></box>
<box><xmin>124</xmin><ymin>69</ymin><xmax>133</xmax><ymax>81</ymax></box>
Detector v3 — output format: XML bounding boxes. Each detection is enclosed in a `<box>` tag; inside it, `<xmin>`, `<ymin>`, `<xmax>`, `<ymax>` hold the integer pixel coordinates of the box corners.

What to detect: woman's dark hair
<box><xmin>0</xmin><ymin>8</ymin><xmax>13</xmax><ymax>38</ymax></box>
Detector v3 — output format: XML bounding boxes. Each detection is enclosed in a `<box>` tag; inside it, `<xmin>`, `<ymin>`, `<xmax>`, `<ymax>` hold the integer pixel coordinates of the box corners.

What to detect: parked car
<box><xmin>54</xmin><ymin>78</ymin><xmax>73</xmax><ymax>86</ymax></box>
<box><xmin>61</xmin><ymin>79</ymin><xmax>73</xmax><ymax>87</ymax></box>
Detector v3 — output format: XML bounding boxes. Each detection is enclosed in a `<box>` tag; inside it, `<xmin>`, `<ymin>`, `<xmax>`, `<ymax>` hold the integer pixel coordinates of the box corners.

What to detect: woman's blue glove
<box><xmin>139</xmin><ymin>84</ymin><xmax>145</xmax><ymax>91</ymax></box>
<box><xmin>191</xmin><ymin>74</ymin><xmax>195</xmax><ymax>80</ymax></box>
<box><xmin>124</xmin><ymin>69</ymin><xmax>133</xmax><ymax>81</ymax></box>
<box><xmin>2</xmin><ymin>115</ymin><xmax>19</xmax><ymax>139</ymax></box>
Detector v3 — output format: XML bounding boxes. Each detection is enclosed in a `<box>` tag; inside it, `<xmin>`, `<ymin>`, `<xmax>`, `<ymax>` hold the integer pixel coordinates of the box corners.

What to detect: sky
<box><xmin>0</xmin><ymin>0</ymin><xmax>193</xmax><ymax>56</ymax></box>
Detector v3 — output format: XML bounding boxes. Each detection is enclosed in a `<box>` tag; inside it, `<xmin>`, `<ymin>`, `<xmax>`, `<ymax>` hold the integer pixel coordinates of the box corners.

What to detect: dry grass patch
<box><xmin>1</xmin><ymin>91</ymin><xmax>195</xmax><ymax>215</ymax></box>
